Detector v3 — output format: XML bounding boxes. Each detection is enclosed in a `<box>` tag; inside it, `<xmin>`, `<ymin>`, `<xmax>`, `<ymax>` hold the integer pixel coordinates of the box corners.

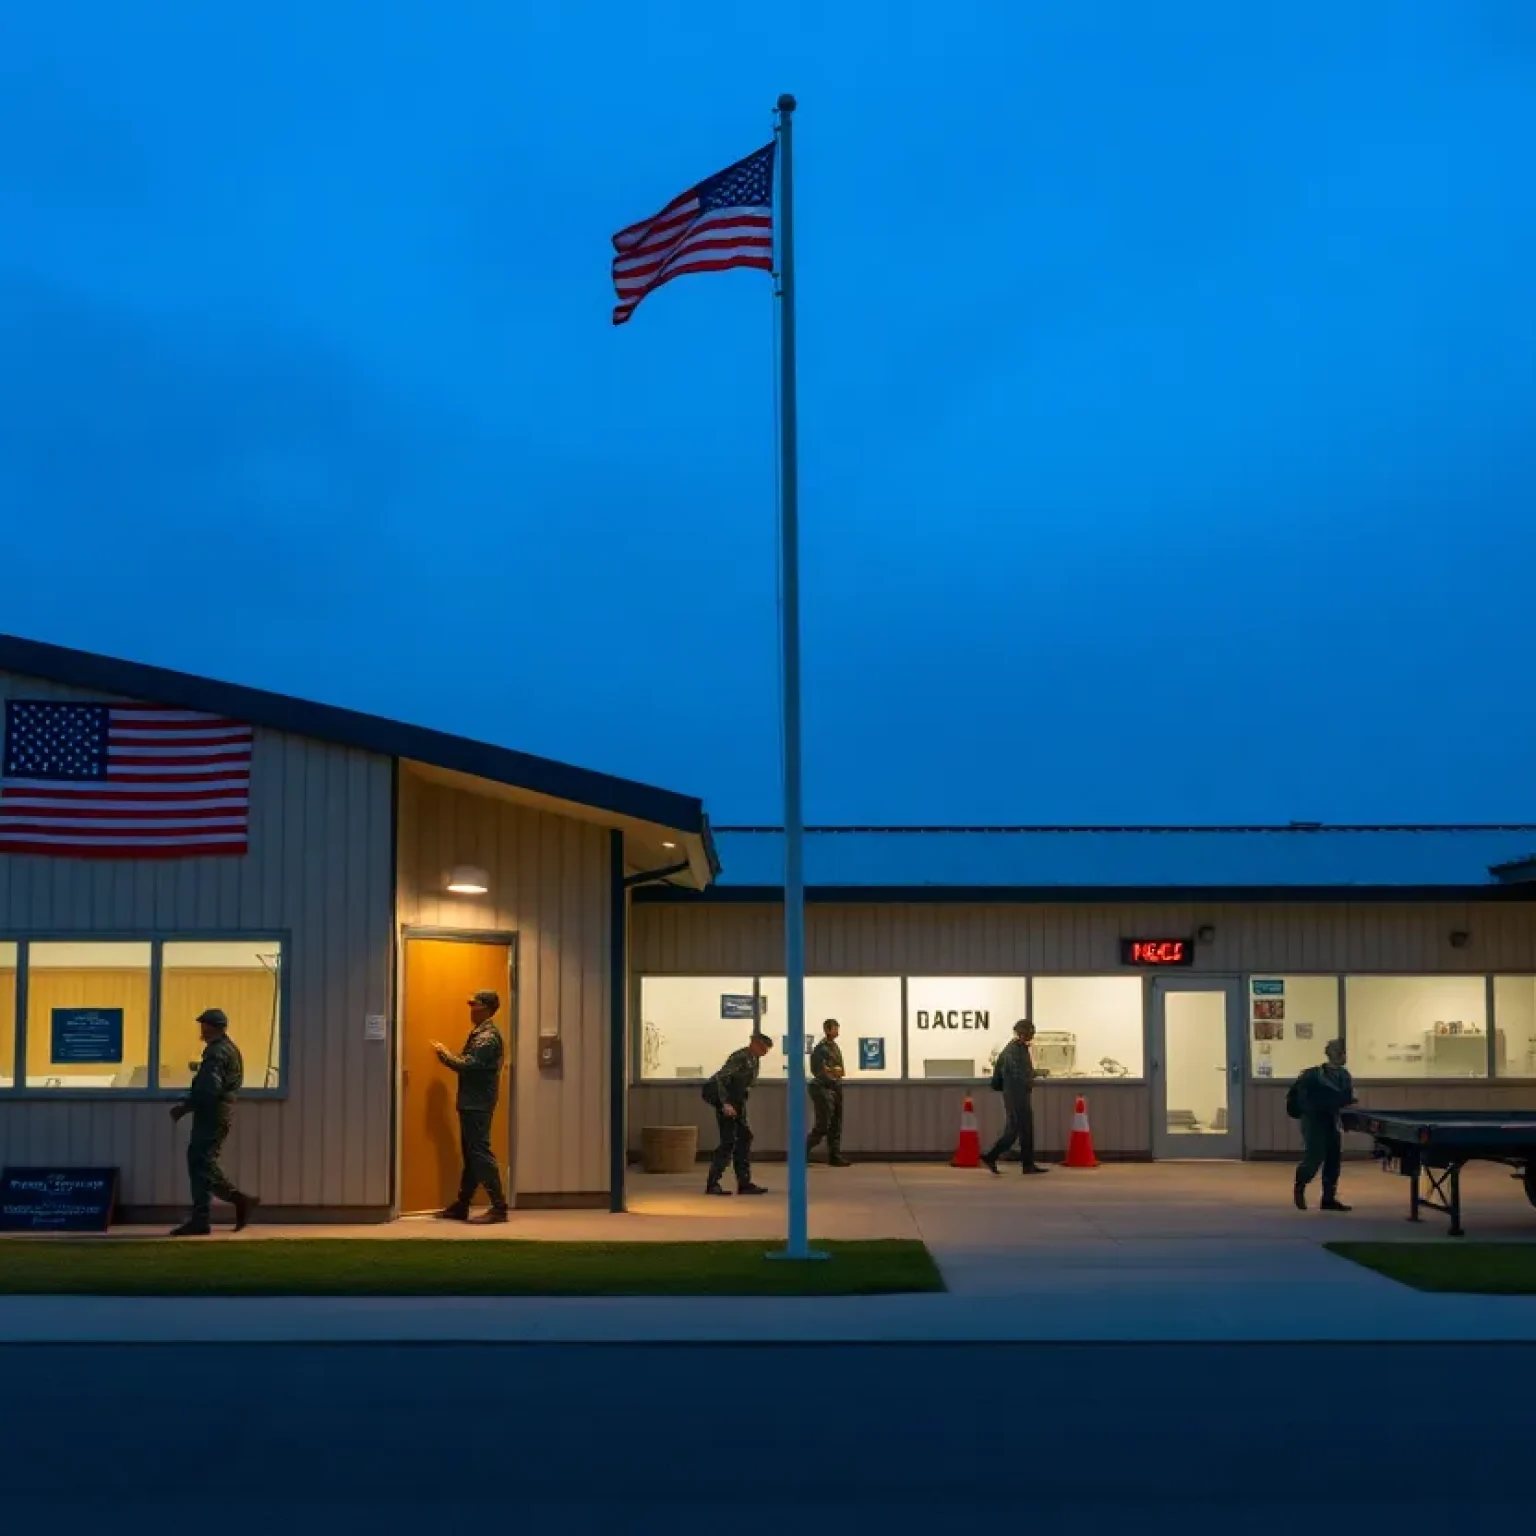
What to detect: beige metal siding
<box><xmin>1247</xmin><ymin>1080</ymin><xmax>1536</xmax><ymax>1157</ymax></box>
<box><xmin>629</xmin><ymin>1082</ymin><xmax>1151</xmax><ymax>1158</ymax></box>
<box><xmin>0</xmin><ymin>670</ymin><xmax>395</xmax><ymax>1210</ymax></box>
<box><xmin>396</xmin><ymin>771</ymin><xmax>611</xmax><ymax>1199</ymax></box>
<box><xmin>633</xmin><ymin>898</ymin><xmax>1536</xmax><ymax>1159</ymax></box>
<box><xmin>634</xmin><ymin>900</ymin><xmax>1536</xmax><ymax>975</ymax></box>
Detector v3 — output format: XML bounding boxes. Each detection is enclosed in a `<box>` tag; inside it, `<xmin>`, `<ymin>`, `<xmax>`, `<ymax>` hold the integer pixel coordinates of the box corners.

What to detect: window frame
<box><xmin>632</xmin><ymin>970</ymin><xmax>1153</xmax><ymax>1086</ymax></box>
<box><xmin>1340</xmin><ymin>971</ymin><xmax>1497</xmax><ymax>1085</ymax></box>
<box><xmin>1490</xmin><ymin>973</ymin><xmax>1536</xmax><ymax>1080</ymax></box>
<box><xmin>0</xmin><ymin>931</ymin><xmax>291</xmax><ymax>1101</ymax></box>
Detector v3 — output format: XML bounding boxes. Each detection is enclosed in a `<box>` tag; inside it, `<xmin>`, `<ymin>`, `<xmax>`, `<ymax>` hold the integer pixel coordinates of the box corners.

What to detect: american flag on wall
<box><xmin>0</xmin><ymin>700</ymin><xmax>253</xmax><ymax>858</ymax></box>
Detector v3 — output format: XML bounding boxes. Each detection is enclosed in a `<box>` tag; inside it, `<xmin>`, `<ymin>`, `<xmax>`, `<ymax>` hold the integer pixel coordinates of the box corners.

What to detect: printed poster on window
<box><xmin>50</xmin><ymin>1008</ymin><xmax>124</xmax><ymax>1065</ymax></box>
<box><xmin>859</xmin><ymin>1038</ymin><xmax>885</xmax><ymax>1071</ymax></box>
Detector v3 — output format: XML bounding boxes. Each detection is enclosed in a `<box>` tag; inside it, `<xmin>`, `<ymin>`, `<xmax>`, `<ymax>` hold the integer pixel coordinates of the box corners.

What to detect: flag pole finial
<box><xmin>777</xmin><ymin>93</ymin><xmax>797</xmax><ymax>113</ymax></box>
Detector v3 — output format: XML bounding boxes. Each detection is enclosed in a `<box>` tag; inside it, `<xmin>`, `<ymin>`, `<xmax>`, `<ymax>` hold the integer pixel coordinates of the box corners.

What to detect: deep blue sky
<box><xmin>3</xmin><ymin>2</ymin><xmax>1533</xmax><ymax>825</ymax></box>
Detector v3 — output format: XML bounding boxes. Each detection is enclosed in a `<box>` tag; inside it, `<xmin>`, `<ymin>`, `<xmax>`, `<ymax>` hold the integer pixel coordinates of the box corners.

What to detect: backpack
<box><xmin>1285</xmin><ymin>1071</ymin><xmax>1310</xmax><ymax>1120</ymax></box>
<box><xmin>989</xmin><ymin>1060</ymin><xmax>1005</xmax><ymax>1093</ymax></box>
<box><xmin>700</xmin><ymin>1077</ymin><xmax>721</xmax><ymax>1108</ymax></box>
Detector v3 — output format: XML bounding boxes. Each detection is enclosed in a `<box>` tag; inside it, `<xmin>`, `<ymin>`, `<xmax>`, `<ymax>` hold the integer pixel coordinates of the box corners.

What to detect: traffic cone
<box><xmin>951</xmin><ymin>1096</ymin><xmax>982</xmax><ymax>1168</ymax></box>
<box><xmin>1062</xmin><ymin>1096</ymin><xmax>1099</xmax><ymax>1169</ymax></box>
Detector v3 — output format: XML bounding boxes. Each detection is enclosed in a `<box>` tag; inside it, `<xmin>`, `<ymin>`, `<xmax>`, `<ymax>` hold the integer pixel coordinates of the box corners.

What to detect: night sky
<box><xmin>3</xmin><ymin>2</ymin><xmax>1533</xmax><ymax>826</ymax></box>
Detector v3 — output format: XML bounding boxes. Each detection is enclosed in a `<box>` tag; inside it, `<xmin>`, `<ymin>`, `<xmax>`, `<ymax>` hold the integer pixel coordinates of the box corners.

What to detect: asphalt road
<box><xmin>1</xmin><ymin>1343</ymin><xmax>1529</xmax><ymax>1529</ymax></box>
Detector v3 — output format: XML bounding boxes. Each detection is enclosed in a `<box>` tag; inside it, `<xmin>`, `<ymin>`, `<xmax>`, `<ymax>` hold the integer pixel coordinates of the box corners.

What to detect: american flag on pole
<box><xmin>0</xmin><ymin>700</ymin><xmax>253</xmax><ymax>858</ymax></box>
<box><xmin>611</xmin><ymin>142</ymin><xmax>776</xmax><ymax>325</ymax></box>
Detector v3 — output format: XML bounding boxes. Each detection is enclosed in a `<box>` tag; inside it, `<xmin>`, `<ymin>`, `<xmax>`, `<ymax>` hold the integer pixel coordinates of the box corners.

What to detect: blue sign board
<box><xmin>721</xmin><ymin>994</ymin><xmax>757</xmax><ymax>1020</ymax></box>
<box><xmin>50</xmin><ymin>1008</ymin><xmax>124</xmax><ymax>1065</ymax></box>
<box><xmin>0</xmin><ymin>1167</ymin><xmax>119</xmax><ymax>1232</ymax></box>
<box><xmin>859</xmin><ymin>1038</ymin><xmax>885</xmax><ymax>1071</ymax></box>
<box><xmin>1252</xmin><ymin>980</ymin><xmax>1285</xmax><ymax>997</ymax></box>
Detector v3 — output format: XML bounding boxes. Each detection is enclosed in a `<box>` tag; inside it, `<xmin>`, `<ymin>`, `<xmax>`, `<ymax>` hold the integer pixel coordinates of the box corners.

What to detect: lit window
<box><xmin>1493</xmin><ymin>978</ymin><xmax>1536</xmax><ymax>1078</ymax></box>
<box><xmin>1247</xmin><ymin>976</ymin><xmax>1341</xmax><ymax>1082</ymax></box>
<box><xmin>907</xmin><ymin>976</ymin><xmax>1027</xmax><ymax>1080</ymax></box>
<box><xmin>1030</xmin><ymin>977</ymin><xmax>1145</xmax><ymax>1079</ymax></box>
<box><xmin>160</xmin><ymin>941</ymin><xmax>284</xmax><ymax>1092</ymax></box>
<box><xmin>0</xmin><ymin>942</ymin><xmax>16</xmax><ymax>1089</ymax></box>
<box><xmin>24</xmin><ymin>941</ymin><xmax>153</xmax><ymax>1090</ymax></box>
<box><xmin>1345</xmin><ymin>976</ymin><xmax>1489</xmax><ymax>1079</ymax></box>
<box><xmin>758</xmin><ymin>977</ymin><xmax>902</xmax><ymax>1079</ymax></box>
<box><xmin>638</xmin><ymin>976</ymin><xmax>756</xmax><ymax>1080</ymax></box>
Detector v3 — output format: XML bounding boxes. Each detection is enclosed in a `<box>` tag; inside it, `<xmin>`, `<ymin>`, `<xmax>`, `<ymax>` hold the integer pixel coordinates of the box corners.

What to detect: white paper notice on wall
<box><xmin>364</xmin><ymin>1015</ymin><xmax>387</xmax><ymax>1041</ymax></box>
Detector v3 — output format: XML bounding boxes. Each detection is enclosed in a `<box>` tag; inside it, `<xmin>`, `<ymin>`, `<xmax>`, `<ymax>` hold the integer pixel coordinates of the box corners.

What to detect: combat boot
<box><xmin>1320</xmin><ymin>1193</ymin><xmax>1352</xmax><ymax>1212</ymax></box>
<box><xmin>232</xmin><ymin>1192</ymin><xmax>260</xmax><ymax>1232</ymax></box>
<box><xmin>469</xmin><ymin>1206</ymin><xmax>509</xmax><ymax>1224</ymax></box>
<box><xmin>168</xmin><ymin>1218</ymin><xmax>211</xmax><ymax>1237</ymax></box>
<box><xmin>737</xmin><ymin>1182</ymin><xmax>770</xmax><ymax>1195</ymax></box>
<box><xmin>435</xmin><ymin>1201</ymin><xmax>471</xmax><ymax>1221</ymax></box>
<box><xmin>828</xmin><ymin>1154</ymin><xmax>853</xmax><ymax>1167</ymax></box>
<box><xmin>1293</xmin><ymin>1180</ymin><xmax>1307</xmax><ymax>1211</ymax></box>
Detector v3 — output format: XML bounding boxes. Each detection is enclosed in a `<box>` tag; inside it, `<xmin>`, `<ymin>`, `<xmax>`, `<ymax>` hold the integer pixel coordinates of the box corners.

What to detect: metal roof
<box><xmin>0</xmin><ymin>632</ymin><xmax>713</xmax><ymax>846</ymax></box>
<box><xmin>650</xmin><ymin>825</ymin><xmax>1536</xmax><ymax>900</ymax></box>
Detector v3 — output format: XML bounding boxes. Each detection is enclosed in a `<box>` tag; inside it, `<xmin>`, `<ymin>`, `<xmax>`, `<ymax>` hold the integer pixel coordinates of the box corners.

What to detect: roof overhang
<box><xmin>403</xmin><ymin>760</ymin><xmax>715</xmax><ymax>889</ymax></box>
<box><xmin>635</xmin><ymin>881</ymin><xmax>1536</xmax><ymax>904</ymax></box>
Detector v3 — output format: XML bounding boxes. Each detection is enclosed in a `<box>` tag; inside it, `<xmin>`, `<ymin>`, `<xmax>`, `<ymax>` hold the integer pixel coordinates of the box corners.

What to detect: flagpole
<box><xmin>771</xmin><ymin>91</ymin><xmax>821</xmax><ymax>1263</ymax></box>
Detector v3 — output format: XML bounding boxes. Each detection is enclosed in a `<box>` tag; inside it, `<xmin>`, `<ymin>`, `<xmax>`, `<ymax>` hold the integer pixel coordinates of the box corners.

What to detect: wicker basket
<box><xmin>640</xmin><ymin>1124</ymin><xmax>698</xmax><ymax>1174</ymax></box>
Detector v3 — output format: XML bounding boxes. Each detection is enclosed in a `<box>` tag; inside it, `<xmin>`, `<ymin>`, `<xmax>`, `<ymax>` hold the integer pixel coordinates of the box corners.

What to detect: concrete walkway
<box><xmin>3</xmin><ymin>1161</ymin><xmax>1534</xmax><ymax>1342</ymax></box>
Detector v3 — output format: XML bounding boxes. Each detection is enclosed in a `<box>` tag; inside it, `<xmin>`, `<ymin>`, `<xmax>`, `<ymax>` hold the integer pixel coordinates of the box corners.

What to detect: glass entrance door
<box><xmin>1151</xmin><ymin>978</ymin><xmax>1243</xmax><ymax>1158</ymax></box>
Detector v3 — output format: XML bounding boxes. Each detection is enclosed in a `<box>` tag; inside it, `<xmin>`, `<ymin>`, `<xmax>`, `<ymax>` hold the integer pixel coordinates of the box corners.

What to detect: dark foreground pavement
<box><xmin>0</xmin><ymin>1343</ymin><xmax>1528</xmax><ymax>1530</ymax></box>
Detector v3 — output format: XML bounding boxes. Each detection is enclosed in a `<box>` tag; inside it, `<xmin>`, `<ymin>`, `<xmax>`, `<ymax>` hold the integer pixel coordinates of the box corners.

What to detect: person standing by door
<box><xmin>1290</xmin><ymin>1038</ymin><xmax>1356</xmax><ymax>1212</ymax></box>
<box><xmin>168</xmin><ymin>1008</ymin><xmax>258</xmax><ymax>1236</ymax></box>
<box><xmin>702</xmin><ymin>1032</ymin><xmax>773</xmax><ymax>1196</ymax></box>
<box><xmin>982</xmin><ymin>1019</ymin><xmax>1051</xmax><ymax>1176</ymax></box>
<box><xmin>806</xmin><ymin>1018</ymin><xmax>852</xmax><ymax>1166</ymax></box>
<box><xmin>432</xmin><ymin>989</ymin><xmax>508</xmax><ymax>1224</ymax></box>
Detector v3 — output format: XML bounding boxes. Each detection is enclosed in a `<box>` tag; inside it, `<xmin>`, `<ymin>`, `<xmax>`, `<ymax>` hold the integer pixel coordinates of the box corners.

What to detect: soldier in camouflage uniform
<box><xmin>806</xmin><ymin>1018</ymin><xmax>852</xmax><ymax>1166</ymax></box>
<box><xmin>703</xmin><ymin>1032</ymin><xmax>773</xmax><ymax>1196</ymax></box>
<box><xmin>433</xmin><ymin>989</ymin><xmax>509</xmax><ymax>1224</ymax></box>
<box><xmin>168</xmin><ymin>1007</ymin><xmax>258</xmax><ymax>1236</ymax></box>
<box><xmin>1292</xmin><ymin>1038</ymin><xmax>1357</xmax><ymax>1212</ymax></box>
<box><xmin>982</xmin><ymin>1019</ymin><xmax>1051</xmax><ymax>1176</ymax></box>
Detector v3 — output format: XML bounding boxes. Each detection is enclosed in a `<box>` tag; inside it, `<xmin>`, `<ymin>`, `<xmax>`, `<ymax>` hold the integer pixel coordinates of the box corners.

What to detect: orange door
<box><xmin>400</xmin><ymin>938</ymin><xmax>513</xmax><ymax>1215</ymax></box>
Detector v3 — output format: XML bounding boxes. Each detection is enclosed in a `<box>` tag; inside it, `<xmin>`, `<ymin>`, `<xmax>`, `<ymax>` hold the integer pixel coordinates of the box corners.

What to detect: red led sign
<box><xmin>1120</xmin><ymin>937</ymin><xmax>1194</xmax><ymax>967</ymax></box>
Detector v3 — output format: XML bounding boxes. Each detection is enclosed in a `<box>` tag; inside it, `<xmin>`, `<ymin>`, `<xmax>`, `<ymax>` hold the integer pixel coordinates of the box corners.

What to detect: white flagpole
<box><xmin>771</xmin><ymin>92</ymin><xmax>821</xmax><ymax>1262</ymax></box>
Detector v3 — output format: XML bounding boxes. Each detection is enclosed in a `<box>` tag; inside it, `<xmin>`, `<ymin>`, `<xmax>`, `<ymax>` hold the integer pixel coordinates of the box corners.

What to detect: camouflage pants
<box><xmin>1296</xmin><ymin>1115</ymin><xmax>1342</xmax><ymax>1196</ymax></box>
<box><xmin>985</xmin><ymin>1092</ymin><xmax>1036</xmax><ymax>1169</ymax></box>
<box><xmin>806</xmin><ymin>1084</ymin><xmax>844</xmax><ymax>1157</ymax></box>
<box><xmin>187</xmin><ymin>1112</ymin><xmax>239</xmax><ymax>1217</ymax></box>
<box><xmin>708</xmin><ymin>1107</ymin><xmax>753</xmax><ymax>1188</ymax></box>
<box><xmin>457</xmin><ymin>1109</ymin><xmax>507</xmax><ymax>1208</ymax></box>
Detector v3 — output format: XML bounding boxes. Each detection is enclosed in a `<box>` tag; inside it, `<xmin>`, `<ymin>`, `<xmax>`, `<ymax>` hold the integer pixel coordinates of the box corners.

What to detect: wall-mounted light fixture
<box><xmin>1449</xmin><ymin>930</ymin><xmax>1471</xmax><ymax>949</ymax></box>
<box><xmin>446</xmin><ymin>864</ymin><xmax>489</xmax><ymax>896</ymax></box>
<box><xmin>1196</xmin><ymin>925</ymin><xmax>1216</xmax><ymax>944</ymax></box>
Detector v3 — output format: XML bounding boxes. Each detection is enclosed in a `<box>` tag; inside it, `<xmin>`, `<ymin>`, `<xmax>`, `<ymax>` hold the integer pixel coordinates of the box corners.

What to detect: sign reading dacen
<box><xmin>914</xmin><ymin>1010</ymin><xmax>991</xmax><ymax>1031</ymax></box>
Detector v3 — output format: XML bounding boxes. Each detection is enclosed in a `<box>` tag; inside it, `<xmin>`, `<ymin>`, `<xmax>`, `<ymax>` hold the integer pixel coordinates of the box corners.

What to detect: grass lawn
<box><xmin>0</xmin><ymin>1238</ymin><xmax>943</xmax><ymax>1298</ymax></box>
<box><xmin>1328</xmin><ymin>1242</ymin><xmax>1536</xmax><ymax>1295</ymax></box>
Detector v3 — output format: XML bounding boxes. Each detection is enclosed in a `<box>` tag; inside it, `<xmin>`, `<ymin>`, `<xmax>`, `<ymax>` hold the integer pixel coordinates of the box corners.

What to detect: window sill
<box><xmin>633</xmin><ymin>1077</ymin><xmax>1149</xmax><ymax>1088</ymax></box>
<box><xmin>0</xmin><ymin>1089</ymin><xmax>288</xmax><ymax>1102</ymax></box>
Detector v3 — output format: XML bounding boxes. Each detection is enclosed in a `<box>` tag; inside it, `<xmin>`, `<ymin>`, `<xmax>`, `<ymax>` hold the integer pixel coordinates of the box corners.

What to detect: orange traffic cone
<box><xmin>1062</xmin><ymin>1096</ymin><xmax>1099</xmax><ymax>1168</ymax></box>
<box><xmin>951</xmin><ymin>1096</ymin><xmax>982</xmax><ymax>1168</ymax></box>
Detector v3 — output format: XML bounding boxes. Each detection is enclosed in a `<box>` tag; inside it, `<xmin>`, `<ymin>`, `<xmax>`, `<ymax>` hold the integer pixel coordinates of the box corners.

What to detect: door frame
<box><xmin>1149</xmin><ymin>974</ymin><xmax>1245</xmax><ymax>1159</ymax></box>
<box><xmin>395</xmin><ymin>927</ymin><xmax>518</xmax><ymax>1217</ymax></box>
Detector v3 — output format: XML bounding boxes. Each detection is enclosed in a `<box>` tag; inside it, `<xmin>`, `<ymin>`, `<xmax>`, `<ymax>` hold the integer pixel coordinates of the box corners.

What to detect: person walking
<box><xmin>1290</xmin><ymin>1038</ymin><xmax>1357</xmax><ymax>1212</ymax></box>
<box><xmin>702</xmin><ymin>1032</ymin><xmax>773</xmax><ymax>1196</ymax></box>
<box><xmin>806</xmin><ymin>1017</ymin><xmax>852</xmax><ymax>1167</ymax></box>
<box><xmin>982</xmin><ymin>1019</ymin><xmax>1050</xmax><ymax>1176</ymax></box>
<box><xmin>432</xmin><ymin>988</ymin><xmax>508</xmax><ymax>1224</ymax></box>
<box><xmin>168</xmin><ymin>1007</ymin><xmax>258</xmax><ymax>1236</ymax></box>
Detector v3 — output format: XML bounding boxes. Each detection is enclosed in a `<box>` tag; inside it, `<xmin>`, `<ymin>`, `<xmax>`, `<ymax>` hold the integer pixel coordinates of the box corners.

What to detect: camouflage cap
<box><xmin>468</xmin><ymin>989</ymin><xmax>501</xmax><ymax>1012</ymax></box>
<box><xmin>196</xmin><ymin>1008</ymin><xmax>229</xmax><ymax>1028</ymax></box>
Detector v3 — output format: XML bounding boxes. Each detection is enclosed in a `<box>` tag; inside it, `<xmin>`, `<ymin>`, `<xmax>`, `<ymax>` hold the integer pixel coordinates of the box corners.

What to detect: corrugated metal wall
<box><xmin>395</xmin><ymin>771</ymin><xmax>611</xmax><ymax>1200</ymax></box>
<box><xmin>632</xmin><ymin>899</ymin><xmax>1536</xmax><ymax>1159</ymax></box>
<box><xmin>0</xmin><ymin>669</ymin><xmax>395</xmax><ymax>1211</ymax></box>
<box><xmin>630</xmin><ymin>1082</ymin><xmax>1151</xmax><ymax>1158</ymax></box>
<box><xmin>633</xmin><ymin>899</ymin><xmax>1536</xmax><ymax>975</ymax></box>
